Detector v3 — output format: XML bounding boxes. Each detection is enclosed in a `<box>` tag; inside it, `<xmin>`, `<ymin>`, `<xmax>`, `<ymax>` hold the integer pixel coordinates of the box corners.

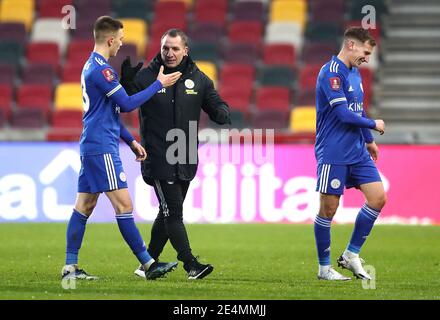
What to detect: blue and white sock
<box><xmin>66</xmin><ymin>209</ymin><xmax>89</xmax><ymax>265</ymax></box>
<box><xmin>347</xmin><ymin>203</ymin><xmax>380</xmax><ymax>254</ymax></box>
<box><xmin>116</xmin><ymin>213</ymin><xmax>154</xmax><ymax>268</ymax></box>
<box><xmin>314</xmin><ymin>215</ymin><xmax>332</xmax><ymax>266</ymax></box>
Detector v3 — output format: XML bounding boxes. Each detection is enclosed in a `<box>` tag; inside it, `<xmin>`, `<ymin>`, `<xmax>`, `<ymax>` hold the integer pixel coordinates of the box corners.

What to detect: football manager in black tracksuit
<box><xmin>120</xmin><ymin>29</ymin><xmax>230</xmax><ymax>280</ymax></box>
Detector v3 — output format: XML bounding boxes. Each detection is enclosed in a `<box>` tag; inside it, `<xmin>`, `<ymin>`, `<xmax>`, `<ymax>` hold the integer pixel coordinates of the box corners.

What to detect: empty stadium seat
<box><xmin>289</xmin><ymin>106</ymin><xmax>316</xmax><ymax>132</ymax></box>
<box><xmin>299</xmin><ymin>64</ymin><xmax>322</xmax><ymax>90</ymax></box>
<box><xmin>195</xmin><ymin>61</ymin><xmax>217</xmax><ymax>84</ymax></box>
<box><xmin>255</xmin><ymin>87</ymin><xmax>291</xmax><ymax>111</ymax></box>
<box><xmin>220</xmin><ymin>63</ymin><xmax>255</xmax><ymax>89</ymax></box>
<box><xmin>302</xmin><ymin>41</ymin><xmax>338</xmax><ymax>64</ymax></box>
<box><xmin>51</xmin><ymin>109</ymin><xmax>83</xmax><ymax>128</ymax></box>
<box><xmin>119</xmin><ymin>18</ymin><xmax>147</xmax><ymax>56</ymax></box>
<box><xmin>0</xmin><ymin>41</ymin><xmax>23</xmax><ymax>65</ymax></box>
<box><xmin>258</xmin><ymin>66</ymin><xmax>295</xmax><ymax>87</ymax></box>
<box><xmin>189</xmin><ymin>23</ymin><xmax>225</xmax><ymax>43</ymax></box>
<box><xmin>31</xmin><ymin>18</ymin><xmax>69</xmax><ymax>55</ymax></box>
<box><xmin>232</xmin><ymin>1</ymin><xmax>265</xmax><ymax>21</ymax></box>
<box><xmin>251</xmin><ymin>110</ymin><xmax>288</xmax><ymax>129</ymax></box>
<box><xmin>305</xmin><ymin>23</ymin><xmax>341</xmax><ymax>42</ymax></box>
<box><xmin>0</xmin><ymin>0</ymin><xmax>34</xmax><ymax>31</ymax></box>
<box><xmin>219</xmin><ymin>86</ymin><xmax>252</xmax><ymax>113</ymax></box>
<box><xmin>10</xmin><ymin>109</ymin><xmax>46</xmax><ymax>128</ymax></box>
<box><xmin>223</xmin><ymin>43</ymin><xmax>259</xmax><ymax>64</ymax></box>
<box><xmin>0</xmin><ymin>64</ymin><xmax>16</xmax><ymax>84</ymax></box>
<box><xmin>55</xmin><ymin>83</ymin><xmax>83</xmax><ymax>111</ymax></box>
<box><xmin>190</xmin><ymin>42</ymin><xmax>219</xmax><ymax>62</ymax></box>
<box><xmin>194</xmin><ymin>0</ymin><xmax>227</xmax><ymax>25</ymax></box>
<box><xmin>155</xmin><ymin>1</ymin><xmax>187</xmax><ymax>21</ymax></box>
<box><xmin>17</xmin><ymin>84</ymin><xmax>53</xmax><ymax>117</ymax></box>
<box><xmin>26</xmin><ymin>42</ymin><xmax>60</xmax><ymax>70</ymax></box>
<box><xmin>0</xmin><ymin>22</ymin><xmax>26</xmax><ymax>43</ymax></box>
<box><xmin>270</xmin><ymin>0</ymin><xmax>307</xmax><ymax>29</ymax></box>
<box><xmin>112</xmin><ymin>0</ymin><xmax>152</xmax><ymax>20</ymax></box>
<box><xmin>38</xmin><ymin>0</ymin><xmax>73</xmax><ymax>18</ymax></box>
<box><xmin>263</xmin><ymin>43</ymin><xmax>296</xmax><ymax>69</ymax></box>
<box><xmin>21</xmin><ymin>64</ymin><xmax>56</xmax><ymax>85</ymax></box>
<box><xmin>228</xmin><ymin>21</ymin><xmax>263</xmax><ymax>46</ymax></box>
<box><xmin>265</xmin><ymin>22</ymin><xmax>303</xmax><ymax>52</ymax></box>
<box><xmin>0</xmin><ymin>84</ymin><xmax>13</xmax><ymax>119</ymax></box>
<box><xmin>66</xmin><ymin>39</ymin><xmax>94</xmax><ymax>65</ymax></box>
<box><xmin>61</xmin><ymin>62</ymin><xmax>83</xmax><ymax>82</ymax></box>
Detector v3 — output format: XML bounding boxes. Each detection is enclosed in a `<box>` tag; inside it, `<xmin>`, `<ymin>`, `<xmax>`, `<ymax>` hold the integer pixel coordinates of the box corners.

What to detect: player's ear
<box><xmin>184</xmin><ymin>46</ymin><xmax>189</xmax><ymax>56</ymax></box>
<box><xmin>107</xmin><ymin>37</ymin><xmax>114</xmax><ymax>48</ymax></box>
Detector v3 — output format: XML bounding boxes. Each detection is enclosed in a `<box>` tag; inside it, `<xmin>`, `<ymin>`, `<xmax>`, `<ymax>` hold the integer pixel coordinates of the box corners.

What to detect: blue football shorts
<box><xmin>78</xmin><ymin>153</ymin><xmax>128</xmax><ymax>193</ymax></box>
<box><xmin>316</xmin><ymin>157</ymin><xmax>381</xmax><ymax>195</ymax></box>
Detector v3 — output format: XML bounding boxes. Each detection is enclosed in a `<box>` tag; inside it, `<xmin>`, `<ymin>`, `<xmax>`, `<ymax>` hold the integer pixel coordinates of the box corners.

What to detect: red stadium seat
<box><xmin>66</xmin><ymin>39</ymin><xmax>94</xmax><ymax>65</ymax></box>
<box><xmin>228</xmin><ymin>21</ymin><xmax>263</xmax><ymax>46</ymax></box>
<box><xmin>299</xmin><ymin>64</ymin><xmax>322</xmax><ymax>90</ymax></box>
<box><xmin>16</xmin><ymin>84</ymin><xmax>53</xmax><ymax>117</ymax></box>
<box><xmin>220</xmin><ymin>63</ymin><xmax>255</xmax><ymax>88</ymax></box>
<box><xmin>39</xmin><ymin>0</ymin><xmax>73</xmax><ymax>18</ymax></box>
<box><xmin>61</xmin><ymin>62</ymin><xmax>83</xmax><ymax>82</ymax></box>
<box><xmin>155</xmin><ymin>1</ymin><xmax>187</xmax><ymax>21</ymax></box>
<box><xmin>255</xmin><ymin>87</ymin><xmax>291</xmax><ymax>112</ymax></box>
<box><xmin>263</xmin><ymin>44</ymin><xmax>296</xmax><ymax>69</ymax></box>
<box><xmin>0</xmin><ymin>64</ymin><xmax>16</xmax><ymax>84</ymax></box>
<box><xmin>27</xmin><ymin>42</ymin><xmax>60</xmax><ymax>70</ymax></box>
<box><xmin>22</xmin><ymin>63</ymin><xmax>56</xmax><ymax>85</ymax></box>
<box><xmin>194</xmin><ymin>0</ymin><xmax>227</xmax><ymax>26</ymax></box>
<box><xmin>10</xmin><ymin>109</ymin><xmax>46</xmax><ymax>128</ymax></box>
<box><xmin>219</xmin><ymin>85</ymin><xmax>252</xmax><ymax>113</ymax></box>
<box><xmin>222</xmin><ymin>43</ymin><xmax>259</xmax><ymax>64</ymax></box>
<box><xmin>0</xmin><ymin>84</ymin><xmax>13</xmax><ymax>120</ymax></box>
<box><xmin>251</xmin><ymin>110</ymin><xmax>289</xmax><ymax>130</ymax></box>
<box><xmin>51</xmin><ymin>109</ymin><xmax>82</xmax><ymax>128</ymax></box>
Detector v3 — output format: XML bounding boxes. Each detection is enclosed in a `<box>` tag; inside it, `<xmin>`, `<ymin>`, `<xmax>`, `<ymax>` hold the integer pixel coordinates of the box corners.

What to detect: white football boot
<box><xmin>337</xmin><ymin>251</ymin><xmax>371</xmax><ymax>280</ymax></box>
<box><xmin>317</xmin><ymin>265</ymin><xmax>351</xmax><ymax>281</ymax></box>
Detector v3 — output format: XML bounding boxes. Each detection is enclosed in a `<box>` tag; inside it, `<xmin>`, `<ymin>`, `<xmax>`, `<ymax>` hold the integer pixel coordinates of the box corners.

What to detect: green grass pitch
<box><xmin>0</xmin><ymin>223</ymin><xmax>439</xmax><ymax>300</ymax></box>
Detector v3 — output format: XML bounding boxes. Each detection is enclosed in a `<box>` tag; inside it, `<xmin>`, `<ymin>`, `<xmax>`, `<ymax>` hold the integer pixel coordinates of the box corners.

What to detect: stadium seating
<box><xmin>119</xmin><ymin>18</ymin><xmax>148</xmax><ymax>56</ymax></box>
<box><xmin>0</xmin><ymin>64</ymin><xmax>16</xmax><ymax>84</ymax></box>
<box><xmin>255</xmin><ymin>87</ymin><xmax>291</xmax><ymax>112</ymax></box>
<box><xmin>54</xmin><ymin>83</ymin><xmax>83</xmax><ymax>111</ymax></box>
<box><xmin>0</xmin><ymin>84</ymin><xmax>13</xmax><ymax>119</ymax></box>
<box><xmin>16</xmin><ymin>84</ymin><xmax>53</xmax><ymax>118</ymax></box>
<box><xmin>0</xmin><ymin>0</ymin><xmax>34</xmax><ymax>31</ymax></box>
<box><xmin>31</xmin><ymin>18</ymin><xmax>69</xmax><ymax>55</ymax></box>
<box><xmin>0</xmin><ymin>22</ymin><xmax>26</xmax><ymax>43</ymax></box>
<box><xmin>0</xmin><ymin>0</ymin><xmax>387</xmax><ymax>138</ymax></box>
<box><xmin>232</xmin><ymin>1</ymin><xmax>265</xmax><ymax>21</ymax></box>
<box><xmin>289</xmin><ymin>106</ymin><xmax>316</xmax><ymax>133</ymax></box>
<box><xmin>195</xmin><ymin>61</ymin><xmax>217</xmax><ymax>84</ymax></box>
<box><xmin>21</xmin><ymin>64</ymin><xmax>56</xmax><ymax>85</ymax></box>
<box><xmin>263</xmin><ymin>43</ymin><xmax>296</xmax><ymax>69</ymax></box>
<box><xmin>26</xmin><ymin>42</ymin><xmax>60</xmax><ymax>71</ymax></box>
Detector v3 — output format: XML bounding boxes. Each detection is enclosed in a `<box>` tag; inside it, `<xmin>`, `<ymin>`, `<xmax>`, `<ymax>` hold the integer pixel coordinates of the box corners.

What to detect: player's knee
<box><xmin>114</xmin><ymin>202</ymin><xmax>133</xmax><ymax>214</ymax></box>
<box><xmin>319</xmin><ymin>204</ymin><xmax>338</xmax><ymax>218</ymax></box>
<box><xmin>372</xmin><ymin>192</ymin><xmax>387</xmax><ymax>210</ymax></box>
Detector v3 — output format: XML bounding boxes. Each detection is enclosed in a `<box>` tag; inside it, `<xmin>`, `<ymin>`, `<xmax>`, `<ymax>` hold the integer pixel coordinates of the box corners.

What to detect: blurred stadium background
<box><xmin>2</xmin><ymin>0</ymin><xmax>436</xmax><ymax>142</ymax></box>
<box><xmin>0</xmin><ymin>0</ymin><xmax>440</xmax><ymax>300</ymax></box>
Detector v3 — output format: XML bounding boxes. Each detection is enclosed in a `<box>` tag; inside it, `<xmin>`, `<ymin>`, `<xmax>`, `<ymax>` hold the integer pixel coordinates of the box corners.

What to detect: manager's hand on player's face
<box><xmin>130</xmin><ymin>140</ymin><xmax>147</xmax><ymax>162</ymax></box>
<box><xmin>157</xmin><ymin>65</ymin><xmax>182</xmax><ymax>88</ymax></box>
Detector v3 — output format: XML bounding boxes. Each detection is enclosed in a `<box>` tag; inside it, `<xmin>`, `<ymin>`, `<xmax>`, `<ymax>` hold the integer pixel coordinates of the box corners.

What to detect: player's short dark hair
<box><xmin>94</xmin><ymin>16</ymin><xmax>123</xmax><ymax>43</ymax></box>
<box><xmin>344</xmin><ymin>27</ymin><xmax>376</xmax><ymax>47</ymax></box>
<box><xmin>161</xmin><ymin>29</ymin><xmax>189</xmax><ymax>47</ymax></box>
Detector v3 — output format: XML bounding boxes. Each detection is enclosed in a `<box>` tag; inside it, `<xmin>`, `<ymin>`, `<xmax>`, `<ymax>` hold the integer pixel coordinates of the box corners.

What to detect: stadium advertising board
<box><xmin>1</xmin><ymin>142</ymin><xmax>438</xmax><ymax>224</ymax></box>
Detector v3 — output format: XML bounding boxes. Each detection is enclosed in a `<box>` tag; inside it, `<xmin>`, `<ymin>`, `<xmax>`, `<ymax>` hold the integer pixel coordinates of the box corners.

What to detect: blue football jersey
<box><xmin>79</xmin><ymin>52</ymin><xmax>123</xmax><ymax>156</ymax></box>
<box><xmin>314</xmin><ymin>55</ymin><xmax>370</xmax><ymax>165</ymax></box>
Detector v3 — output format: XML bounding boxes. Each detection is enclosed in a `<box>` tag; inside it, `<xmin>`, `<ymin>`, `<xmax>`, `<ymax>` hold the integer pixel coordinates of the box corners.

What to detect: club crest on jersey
<box><xmin>102</xmin><ymin>68</ymin><xmax>115</xmax><ymax>82</ymax></box>
<box><xmin>329</xmin><ymin>77</ymin><xmax>341</xmax><ymax>90</ymax></box>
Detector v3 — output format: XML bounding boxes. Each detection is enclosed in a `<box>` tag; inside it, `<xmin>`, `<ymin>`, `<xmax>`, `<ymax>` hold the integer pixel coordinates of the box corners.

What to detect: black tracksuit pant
<box><xmin>148</xmin><ymin>179</ymin><xmax>194</xmax><ymax>264</ymax></box>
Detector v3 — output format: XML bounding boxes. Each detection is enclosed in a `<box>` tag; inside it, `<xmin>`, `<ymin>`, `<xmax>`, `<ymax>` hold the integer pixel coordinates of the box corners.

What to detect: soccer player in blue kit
<box><xmin>314</xmin><ymin>27</ymin><xmax>387</xmax><ymax>281</ymax></box>
<box><xmin>61</xmin><ymin>16</ymin><xmax>182</xmax><ymax>280</ymax></box>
